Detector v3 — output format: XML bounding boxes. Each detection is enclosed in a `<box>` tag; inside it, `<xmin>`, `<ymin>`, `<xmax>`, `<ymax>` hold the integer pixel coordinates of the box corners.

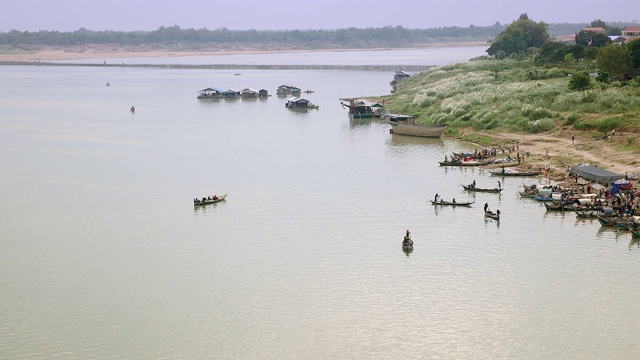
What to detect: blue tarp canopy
<box><xmin>571</xmin><ymin>165</ymin><xmax>624</xmax><ymax>185</ymax></box>
<box><xmin>199</xmin><ymin>87</ymin><xmax>224</xmax><ymax>93</ymax></box>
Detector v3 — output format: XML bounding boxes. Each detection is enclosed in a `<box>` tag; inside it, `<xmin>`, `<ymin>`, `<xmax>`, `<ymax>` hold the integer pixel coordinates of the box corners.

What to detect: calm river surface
<box><xmin>1</xmin><ymin>47</ymin><xmax>639</xmax><ymax>359</ymax></box>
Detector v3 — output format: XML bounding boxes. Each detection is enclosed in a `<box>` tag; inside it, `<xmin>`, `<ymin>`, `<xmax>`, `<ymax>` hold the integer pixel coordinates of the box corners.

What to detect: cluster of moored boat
<box><xmin>406</xmin><ymin>148</ymin><xmax>640</xmax><ymax>252</ymax></box>
<box><xmin>520</xmin><ymin>182</ymin><xmax>640</xmax><ymax>237</ymax></box>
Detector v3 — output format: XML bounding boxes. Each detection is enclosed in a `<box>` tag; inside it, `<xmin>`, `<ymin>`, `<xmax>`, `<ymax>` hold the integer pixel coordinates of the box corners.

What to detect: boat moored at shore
<box><xmin>385</xmin><ymin>114</ymin><xmax>446</xmax><ymax>138</ymax></box>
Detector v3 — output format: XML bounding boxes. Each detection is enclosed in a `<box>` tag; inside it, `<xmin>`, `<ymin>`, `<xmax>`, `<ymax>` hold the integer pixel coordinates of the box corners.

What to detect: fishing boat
<box><xmin>194</xmin><ymin>193</ymin><xmax>228</xmax><ymax>207</ymax></box>
<box><xmin>461</xmin><ymin>184</ymin><xmax>503</xmax><ymax>193</ymax></box>
<box><xmin>544</xmin><ymin>202</ymin><xmax>575</xmax><ymax>211</ymax></box>
<box><xmin>429</xmin><ymin>200</ymin><xmax>474</xmax><ymax>206</ymax></box>
<box><xmin>597</xmin><ymin>215</ymin><xmax>618</xmax><ymax>227</ymax></box>
<box><xmin>484</xmin><ymin>210</ymin><xmax>500</xmax><ymax>220</ymax></box>
<box><xmin>438</xmin><ymin>160</ymin><xmax>492</xmax><ymax>167</ymax></box>
<box><xmin>402</xmin><ymin>235</ymin><xmax>413</xmax><ymax>249</ymax></box>
<box><xmin>576</xmin><ymin>210</ymin><xmax>599</xmax><ymax>218</ymax></box>
<box><xmin>489</xmin><ymin>168</ymin><xmax>542</xmax><ymax>176</ymax></box>
<box><xmin>385</xmin><ymin>114</ymin><xmax>446</xmax><ymax>138</ymax></box>
<box><xmin>632</xmin><ymin>229</ymin><xmax>640</xmax><ymax>238</ymax></box>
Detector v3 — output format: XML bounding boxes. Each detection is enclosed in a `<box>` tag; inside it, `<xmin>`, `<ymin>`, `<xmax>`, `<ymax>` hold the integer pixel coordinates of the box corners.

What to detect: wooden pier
<box><xmin>0</xmin><ymin>61</ymin><xmax>435</xmax><ymax>72</ymax></box>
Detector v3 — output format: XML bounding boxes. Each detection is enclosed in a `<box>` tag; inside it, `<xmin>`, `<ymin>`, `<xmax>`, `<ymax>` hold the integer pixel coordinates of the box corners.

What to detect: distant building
<box><xmin>557</xmin><ymin>34</ymin><xmax>576</xmax><ymax>44</ymax></box>
<box><xmin>609</xmin><ymin>35</ymin><xmax>626</xmax><ymax>44</ymax></box>
<box><xmin>582</xmin><ymin>27</ymin><xmax>606</xmax><ymax>34</ymax></box>
<box><xmin>622</xmin><ymin>26</ymin><xmax>640</xmax><ymax>41</ymax></box>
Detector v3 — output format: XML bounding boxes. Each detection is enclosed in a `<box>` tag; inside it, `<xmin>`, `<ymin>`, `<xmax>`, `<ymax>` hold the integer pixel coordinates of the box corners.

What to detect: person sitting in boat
<box><xmin>130</xmin><ymin>106</ymin><xmax>135</xmax><ymax>112</ymax></box>
<box><xmin>213</xmin><ymin>195</ymin><xmax>217</xmax><ymax>200</ymax></box>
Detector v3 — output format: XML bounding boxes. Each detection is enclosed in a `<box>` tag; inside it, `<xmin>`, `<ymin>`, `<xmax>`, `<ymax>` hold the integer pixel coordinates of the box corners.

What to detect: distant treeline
<box><xmin>0</xmin><ymin>22</ymin><xmax>634</xmax><ymax>49</ymax></box>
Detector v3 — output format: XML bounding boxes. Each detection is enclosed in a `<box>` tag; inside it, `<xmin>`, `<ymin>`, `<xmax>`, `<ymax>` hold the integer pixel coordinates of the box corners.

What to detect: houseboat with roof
<box><xmin>197</xmin><ymin>87</ymin><xmax>224</xmax><ymax>99</ymax></box>
<box><xmin>277</xmin><ymin>85</ymin><xmax>301</xmax><ymax>96</ymax></box>
<box><xmin>285</xmin><ymin>97</ymin><xmax>318</xmax><ymax>109</ymax></box>
<box><xmin>339</xmin><ymin>98</ymin><xmax>384</xmax><ymax>118</ymax></box>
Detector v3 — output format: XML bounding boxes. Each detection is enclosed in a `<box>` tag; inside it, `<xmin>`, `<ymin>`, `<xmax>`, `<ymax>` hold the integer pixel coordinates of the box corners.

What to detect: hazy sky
<box><xmin>3</xmin><ymin>0</ymin><xmax>639</xmax><ymax>32</ymax></box>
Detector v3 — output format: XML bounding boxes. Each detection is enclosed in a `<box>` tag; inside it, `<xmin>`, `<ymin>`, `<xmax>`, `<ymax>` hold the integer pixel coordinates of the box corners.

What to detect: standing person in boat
<box><xmin>496</xmin><ymin>209</ymin><xmax>501</xmax><ymax>218</ymax></box>
<box><xmin>405</xmin><ymin>229</ymin><xmax>411</xmax><ymax>239</ymax></box>
<box><xmin>484</xmin><ymin>202</ymin><xmax>489</xmax><ymax>213</ymax></box>
<box><xmin>130</xmin><ymin>106</ymin><xmax>135</xmax><ymax>113</ymax></box>
<box><xmin>434</xmin><ymin>193</ymin><xmax>439</xmax><ymax>203</ymax></box>
<box><xmin>472</xmin><ymin>180</ymin><xmax>476</xmax><ymax>188</ymax></box>
<box><xmin>497</xmin><ymin>181</ymin><xmax>502</xmax><ymax>190</ymax></box>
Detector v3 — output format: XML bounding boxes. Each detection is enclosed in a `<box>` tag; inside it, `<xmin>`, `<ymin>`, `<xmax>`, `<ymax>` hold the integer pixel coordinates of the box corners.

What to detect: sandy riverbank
<box><xmin>0</xmin><ymin>42</ymin><xmax>488</xmax><ymax>62</ymax></box>
<box><xmin>463</xmin><ymin>130</ymin><xmax>640</xmax><ymax>184</ymax></box>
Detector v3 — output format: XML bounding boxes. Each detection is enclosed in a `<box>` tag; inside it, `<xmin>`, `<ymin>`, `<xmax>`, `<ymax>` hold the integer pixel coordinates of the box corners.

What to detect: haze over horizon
<box><xmin>3</xmin><ymin>0</ymin><xmax>639</xmax><ymax>33</ymax></box>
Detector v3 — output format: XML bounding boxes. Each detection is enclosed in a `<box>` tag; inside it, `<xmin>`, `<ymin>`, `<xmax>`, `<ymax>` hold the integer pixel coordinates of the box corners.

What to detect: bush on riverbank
<box><xmin>382</xmin><ymin>57</ymin><xmax>640</xmax><ymax>139</ymax></box>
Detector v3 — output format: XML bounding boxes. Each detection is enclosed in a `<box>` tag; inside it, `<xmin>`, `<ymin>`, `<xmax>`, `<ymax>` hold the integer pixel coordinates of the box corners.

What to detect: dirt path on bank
<box><xmin>467</xmin><ymin>130</ymin><xmax>640</xmax><ymax>181</ymax></box>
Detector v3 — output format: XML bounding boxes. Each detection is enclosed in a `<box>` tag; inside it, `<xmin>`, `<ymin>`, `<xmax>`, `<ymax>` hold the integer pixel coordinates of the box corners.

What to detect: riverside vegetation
<box><xmin>379</xmin><ymin>57</ymin><xmax>640</xmax><ymax>178</ymax></box>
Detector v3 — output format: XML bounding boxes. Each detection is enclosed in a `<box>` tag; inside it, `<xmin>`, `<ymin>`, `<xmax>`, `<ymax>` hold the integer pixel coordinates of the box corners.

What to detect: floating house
<box><xmin>258</xmin><ymin>89</ymin><xmax>269</xmax><ymax>98</ymax></box>
<box><xmin>339</xmin><ymin>98</ymin><xmax>384</xmax><ymax>118</ymax></box>
<box><xmin>223</xmin><ymin>89</ymin><xmax>241</xmax><ymax>98</ymax></box>
<box><xmin>394</xmin><ymin>71</ymin><xmax>410</xmax><ymax>81</ymax></box>
<box><xmin>241</xmin><ymin>88</ymin><xmax>259</xmax><ymax>98</ymax></box>
<box><xmin>277</xmin><ymin>85</ymin><xmax>301</xmax><ymax>95</ymax></box>
<box><xmin>197</xmin><ymin>87</ymin><xmax>224</xmax><ymax>99</ymax></box>
<box><xmin>285</xmin><ymin>97</ymin><xmax>318</xmax><ymax>109</ymax></box>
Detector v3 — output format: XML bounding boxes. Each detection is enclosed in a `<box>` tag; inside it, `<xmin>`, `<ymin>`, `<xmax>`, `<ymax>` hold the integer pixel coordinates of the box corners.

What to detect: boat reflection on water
<box><xmin>348</xmin><ymin>115</ymin><xmax>386</xmax><ymax>128</ymax></box>
<box><xmin>387</xmin><ymin>134</ymin><xmax>445</xmax><ymax>148</ymax></box>
<box><xmin>402</xmin><ymin>246</ymin><xmax>413</xmax><ymax>257</ymax></box>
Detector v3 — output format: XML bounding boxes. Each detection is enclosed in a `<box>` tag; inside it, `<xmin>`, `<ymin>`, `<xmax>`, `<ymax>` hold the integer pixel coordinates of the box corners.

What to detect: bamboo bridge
<box><xmin>0</xmin><ymin>61</ymin><xmax>435</xmax><ymax>72</ymax></box>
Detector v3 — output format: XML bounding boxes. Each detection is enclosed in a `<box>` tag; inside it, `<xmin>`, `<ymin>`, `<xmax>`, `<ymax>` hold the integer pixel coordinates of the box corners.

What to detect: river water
<box><xmin>1</xmin><ymin>46</ymin><xmax>639</xmax><ymax>359</ymax></box>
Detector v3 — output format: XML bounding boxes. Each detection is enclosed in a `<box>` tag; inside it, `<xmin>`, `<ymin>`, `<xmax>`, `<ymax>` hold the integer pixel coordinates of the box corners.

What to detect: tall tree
<box><xmin>596</xmin><ymin>43</ymin><xmax>632</xmax><ymax>79</ymax></box>
<box><xmin>487</xmin><ymin>14</ymin><xmax>549</xmax><ymax>56</ymax></box>
<box><xmin>627</xmin><ymin>39</ymin><xmax>640</xmax><ymax>69</ymax></box>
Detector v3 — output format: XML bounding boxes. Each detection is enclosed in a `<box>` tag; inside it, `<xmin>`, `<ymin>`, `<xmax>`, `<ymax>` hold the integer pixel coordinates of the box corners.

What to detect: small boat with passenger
<box><xmin>402</xmin><ymin>230</ymin><xmax>414</xmax><ymax>250</ymax></box>
<box><xmin>194</xmin><ymin>193</ymin><xmax>228</xmax><ymax>207</ymax></box>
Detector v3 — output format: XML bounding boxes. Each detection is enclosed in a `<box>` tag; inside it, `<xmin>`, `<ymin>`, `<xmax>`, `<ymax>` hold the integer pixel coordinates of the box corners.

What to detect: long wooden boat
<box><xmin>544</xmin><ymin>202</ymin><xmax>576</xmax><ymax>211</ymax></box>
<box><xmin>632</xmin><ymin>230</ymin><xmax>640</xmax><ymax>238</ymax></box>
<box><xmin>429</xmin><ymin>200</ymin><xmax>474</xmax><ymax>206</ymax></box>
<box><xmin>439</xmin><ymin>160</ymin><xmax>492</xmax><ymax>167</ymax></box>
<box><xmin>597</xmin><ymin>215</ymin><xmax>618</xmax><ymax>227</ymax></box>
<box><xmin>461</xmin><ymin>184</ymin><xmax>503</xmax><ymax>193</ymax></box>
<box><xmin>489</xmin><ymin>169</ymin><xmax>542</xmax><ymax>177</ymax></box>
<box><xmin>484</xmin><ymin>211</ymin><xmax>500</xmax><ymax>220</ymax></box>
<box><xmin>385</xmin><ymin>114</ymin><xmax>446</xmax><ymax>138</ymax></box>
<box><xmin>518</xmin><ymin>190</ymin><xmax>536</xmax><ymax>198</ymax></box>
<box><xmin>576</xmin><ymin>210</ymin><xmax>599</xmax><ymax>218</ymax></box>
<box><xmin>194</xmin><ymin>193</ymin><xmax>228</xmax><ymax>206</ymax></box>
